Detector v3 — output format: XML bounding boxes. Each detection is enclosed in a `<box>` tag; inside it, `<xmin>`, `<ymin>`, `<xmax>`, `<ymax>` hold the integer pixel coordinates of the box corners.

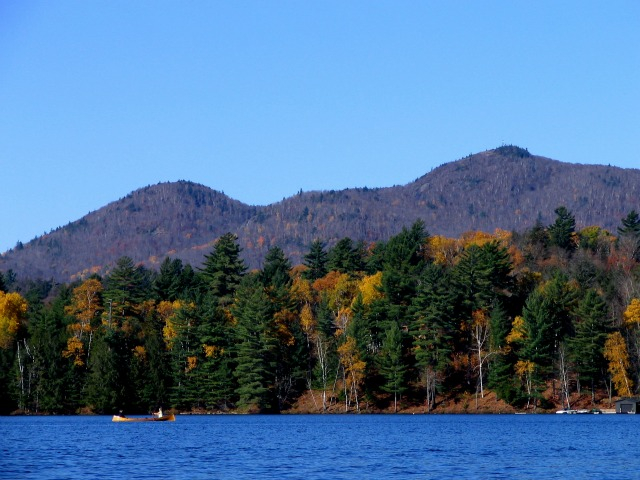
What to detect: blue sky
<box><xmin>1</xmin><ymin>1</ymin><xmax>638</xmax><ymax>254</ymax></box>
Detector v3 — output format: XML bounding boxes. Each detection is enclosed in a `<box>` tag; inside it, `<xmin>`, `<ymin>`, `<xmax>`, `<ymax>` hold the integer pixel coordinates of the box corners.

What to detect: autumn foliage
<box><xmin>2</xmin><ymin>207</ymin><xmax>640</xmax><ymax>415</ymax></box>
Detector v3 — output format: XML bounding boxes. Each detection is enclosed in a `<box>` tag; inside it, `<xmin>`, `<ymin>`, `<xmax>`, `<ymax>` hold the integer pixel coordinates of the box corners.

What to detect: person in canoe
<box><xmin>153</xmin><ymin>407</ymin><xmax>163</xmax><ymax>418</ymax></box>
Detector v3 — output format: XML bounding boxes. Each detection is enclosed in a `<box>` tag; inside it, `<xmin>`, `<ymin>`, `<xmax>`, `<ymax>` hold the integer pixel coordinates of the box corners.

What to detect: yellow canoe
<box><xmin>112</xmin><ymin>414</ymin><xmax>175</xmax><ymax>422</ymax></box>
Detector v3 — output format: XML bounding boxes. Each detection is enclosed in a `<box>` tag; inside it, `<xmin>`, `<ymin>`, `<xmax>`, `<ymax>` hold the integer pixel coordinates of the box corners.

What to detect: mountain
<box><xmin>2</xmin><ymin>146</ymin><xmax>639</xmax><ymax>283</ymax></box>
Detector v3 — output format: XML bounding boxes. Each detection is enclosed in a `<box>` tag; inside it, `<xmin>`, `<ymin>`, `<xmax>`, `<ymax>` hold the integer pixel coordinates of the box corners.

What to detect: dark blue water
<box><xmin>1</xmin><ymin>414</ymin><xmax>638</xmax><ymax>479</ymax></box>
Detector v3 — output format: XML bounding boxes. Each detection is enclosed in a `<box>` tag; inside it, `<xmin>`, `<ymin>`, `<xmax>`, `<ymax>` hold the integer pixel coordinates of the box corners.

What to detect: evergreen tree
<box><xmin>568</xmin><ymin>289</ymin><xmax>609</xmax><ymax>399</ymax></box>
<box><xmin>410</xmin><ymin>264</ymin><xmax>456</xmax><ymax>411</ymax></box>
<box><xmin>167</xmin><ymin>303</ymin><xmax>201</xmax><ymax>410</ymax></box>
<box><xmin>365</xmin><ymin>241</ymin><xmax>386</xmax><ymax>275</ymax></box>
<box><xmin>543</xmin><ymin>272</ymin><xmax>578</xmax><ymax>342</ymax></box>
<box><xmin>520</xmin><ymin>290</ymin><xmax>556</xmax><ymax>369</ymax></box>
<box><xmin>327</xmin><ymin>237</ymin><xmax>363</xmax><ymax>274</ymax></box>
<box><xmin>132</xmin><ymin>304</ymin><xmax>171</xmax><ymax>411</ymax></box>
<box><xmin>487</xmin><ymin>301</ymin><xmax>517</xmax><ymax>402</ymax></box>
<box><xmin>378</xmin><ymin>321</ymin><xmax>407</xmax><ymax>412</ymax></box>
<box><xmin>548</xmin><ymin>206</ymin><xmax>576</xmax><ymax>251</ymax></box>
<box><xmin>0</xmin><ymin>348</ymin><xmax>16</xmax><ymax>413</ymax></box>
<box><xmin>381</xmin><ymin>220</ymin><xmax>428</xmax><ymax>311</ymax></box>
<box><xmin>347</xmin><ymin>294</ymin><xmax>386</xmax><ymax>397</ymax></box>
<box><xmin>194</xmin><ymin>294</ymin><xmax>236</xmax><ymax>410</ymax></box>
<box><xmin>154</xmin><ymin>257</ymin><xmax>196</xmax><ymax>301</ymax></box>
<box><xmin>103</xmin><ymin>256</ymin><xmax>147</xmax><ymax>323</ymax></box>
<box><xmin>232</xmin><ymin>274</ymin><xmax>277</xmax><ymax>412</ymax></box>
<box><xmin>618</xmin><ymin>210</ymin><xmax>640</xmax><ymax>260</ymax></box>
<box><xmin>618</xmin><ymin>210</ymin><xmax>640</xmax><ymax>236</ymax></box>
<box><xmin>199</xmin><ymin>233</ymin><xmax>246</xmax><ymax>307</ymax></box>
<box><xmin>26</xmin><ymin>292</ymin><xmax>70</xmax><ymax>413</ymax></box>
<box><xmin>452</xmin><ymin>241</ymin><xmax>513</xmax><ymax>315</ymax></box>
<box><xmin>260</xmin><ymin>246</ymin><xmax>308</xmax><ymax>409</ymax></box>
<box><xmin>85</xmin><ymin>328</ymin><xmax>129</xmax><ymax>413</ymax></box>
<box><xmin>260</xmin><ymin>246</ymin><xmax>292</xmax><ymax>290</ymax></box>
<box><xmin>302</xmin><ymin>240</ymin><xmax>328</xmax><ymax>281</ymax></box>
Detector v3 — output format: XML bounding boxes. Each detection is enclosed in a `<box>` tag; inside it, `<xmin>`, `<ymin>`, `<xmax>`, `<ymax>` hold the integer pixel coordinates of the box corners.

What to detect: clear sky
<box><xmin>1</xmin><ymin>1</ymin><xmax>638</xmax><ymax>254</ymax></box>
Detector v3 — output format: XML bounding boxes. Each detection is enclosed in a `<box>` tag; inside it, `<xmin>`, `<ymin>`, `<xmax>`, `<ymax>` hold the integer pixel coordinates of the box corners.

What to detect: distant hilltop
<box><xmin>2</xmin><ymin>145</ymin><xmax>639</xmax><ymax>282</ymax></box>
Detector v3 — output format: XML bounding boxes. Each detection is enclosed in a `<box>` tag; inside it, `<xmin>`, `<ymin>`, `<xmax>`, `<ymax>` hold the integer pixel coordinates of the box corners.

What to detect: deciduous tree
<box><xmin>604</xmin><ymin>331</ymin><xmax>633</xmax><ymax>397</ymax></box>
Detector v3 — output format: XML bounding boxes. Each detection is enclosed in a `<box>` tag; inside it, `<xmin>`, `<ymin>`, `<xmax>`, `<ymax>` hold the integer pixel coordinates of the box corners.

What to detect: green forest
<box><xmin>2</xmin><ymin>207</ymin><xmax>640</xmax><ymax>415</ymax></box>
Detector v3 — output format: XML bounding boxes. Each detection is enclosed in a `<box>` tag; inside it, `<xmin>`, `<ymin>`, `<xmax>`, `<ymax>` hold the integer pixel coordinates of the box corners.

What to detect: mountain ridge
<box><xmin>3</xmin><ymin>146</ymin><xmax>639</xmax><ymax>283</ymax></box>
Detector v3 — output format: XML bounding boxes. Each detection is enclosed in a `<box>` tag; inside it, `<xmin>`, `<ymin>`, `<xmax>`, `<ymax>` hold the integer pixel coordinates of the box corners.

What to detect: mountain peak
<box><xmin>2</xmin><ymin>150</ymin><xmax>639</xmax><ymax>283</ymax></box>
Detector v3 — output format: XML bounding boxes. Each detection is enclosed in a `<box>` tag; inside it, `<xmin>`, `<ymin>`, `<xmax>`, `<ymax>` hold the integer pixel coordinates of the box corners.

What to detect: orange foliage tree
<box><xmin>63</xmin><ymin>279</ymin><xmax>103</xmax><ymax>366</ymax></box>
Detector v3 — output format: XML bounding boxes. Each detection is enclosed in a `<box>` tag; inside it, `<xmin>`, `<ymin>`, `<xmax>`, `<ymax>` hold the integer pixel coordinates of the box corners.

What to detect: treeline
<box><xmin>1</xmin><ymin>207</ymin><xmax>640</xmax><ymax>414</ymax></box>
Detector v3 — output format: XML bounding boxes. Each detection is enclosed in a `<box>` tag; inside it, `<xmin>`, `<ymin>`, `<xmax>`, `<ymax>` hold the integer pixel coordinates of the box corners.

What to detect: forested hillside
<box><xmin>1</xmin><ymin>208</ymin><xmax>640</xmax><ymax>414</ymax></box>
<box><xmin>2</xmin><ymin>146</ymin><xmax>640</xmax><ymax>283</ymax></box>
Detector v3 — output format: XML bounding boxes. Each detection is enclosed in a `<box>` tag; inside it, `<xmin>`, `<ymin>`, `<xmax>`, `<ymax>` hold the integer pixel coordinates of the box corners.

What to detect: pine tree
<box><xmin>347</xmin><ymin>294</ymin><xmax>386</xmax><ymax>398</ymax></box>
<box><xmin>103</xmin><ymin>256</ymin><xmax>147</xmax><ymax>325</ymax></box>
<box><xmin>520</xmin><ymin>290</ymin><xmax>556</xmax><ymax>369</ymax></box>
<box><xmin>27</xmin><ymin>294</ymin><xmax>69</xmax><ymax>413</ymax></box>
<box><xmin>195</xmin><ymin>293</ymin><xmax>236</xmax><ymax>409</ymax></box>
<box><xmin>85</xmin><ymin>328</ymin><xmax>129</xmax><ymax>413</ymax></box>
<box><xmin>381</xmin><ymin>220</ymin><xmax>428</xmax><ymax>312</ymax></box>
<box><xmin>302</xmin><ymin>240</ymin><xmax>328</xmax><ymax>281</ymax></box>
<box><xmin>167</xmin><ymin>303</ymin><xmax>200</xmax><ymax>409</ymax></box>
<box><xmin>568</xmin><ymin>289</ymin><xmax>609</xmax><ymax>399</ymax></box>
<box><xmin>548</xmin><ymin>206</ymin><xmax>576</xmax><ymax>251</ymax></box>
<box><xmin>379</xmin><ymin>322</ymin><xmax>407</xmax><ymax>412</ymax></box>
<box><xmin>487</xmin><ymin>302</ymin><xmax>517</xmax><ymax>402</ymax></box>
<box><xmin>199</xmin><ymin>233</ymin><xmax>247</xmax><ymax>307</ymax></box>
<box><xmin>154</xmin><ymin>257</ymin><xmax>196</xmax><ymax>301</ymax></box>
<box><xmin>232</xmin><ymin>275</ymin><xmax>277</xmax><ymax>412</ymax></box>
<box><xmin>410</xmin><ymin>264</ymin><xmax>456</xmax><ymax>411</ymax></box>
<box><xmin>618</xmin><ymin>210</ymin><xmax>640</xmax><ymax>236</ymax></box>
<box><xmin>260</xmin><ymin>246</ymin><xmax>292</xmax><ymax>291</ymax></box>
<box><xmin>618</xmin><ymin>210</ymin><xmax>640</xmax><ymax>260</ymax></box>
<box><xmin>327</xmin><ymin>237</ymin><xmax>363</xmax><ymax>274</ymax></box>
<box><xmin>452</xmin><ymin>241</ymin><xmax>513</xmax><ymax>314</ymax></box>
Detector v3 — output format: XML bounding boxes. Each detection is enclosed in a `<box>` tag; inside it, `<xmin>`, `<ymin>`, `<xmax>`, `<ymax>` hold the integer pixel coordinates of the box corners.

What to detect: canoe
<box><xmin>112</xmin><ymin>414</ymin><xmax>175</xmax><ymax>422</ymax></box>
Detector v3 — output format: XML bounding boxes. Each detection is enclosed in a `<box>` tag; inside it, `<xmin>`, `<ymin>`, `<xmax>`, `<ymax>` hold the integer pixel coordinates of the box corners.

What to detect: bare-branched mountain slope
<box><xmin>2</xmin><ymin>146</ymin><xmax>639</xmax><ymax>282</ymax></box>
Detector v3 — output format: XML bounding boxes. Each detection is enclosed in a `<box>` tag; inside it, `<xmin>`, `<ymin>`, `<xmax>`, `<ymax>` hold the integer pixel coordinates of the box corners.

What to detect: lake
<box><xmin>1</xmin><ymin>414</ymin><xmax>638</xmax><ymax>479</ymax></box>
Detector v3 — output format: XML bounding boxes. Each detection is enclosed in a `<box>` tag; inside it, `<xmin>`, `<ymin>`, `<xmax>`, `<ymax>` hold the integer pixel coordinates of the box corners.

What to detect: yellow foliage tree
<box><xmin>505</xmin><ymin>315</ymin><xmax>527</xmax><ymax>348</ymax></box>
<box><xmin>604</xmin><ymin>331</ymin><xmax>634</xmax><ymax>397</ymax></box>
<box><xmin>186</xmin><ymin>356</ymin><xmax>198</xmax><ymax>372</ymax></box>
<box><xmin>290</xmin><ymin>277</ymin><xmax>315</xmax><ymax>305</ymax></box>
<box><xmin>507</xmin><ymin>244</ymin><xmax>526</xmax><ymax>270</ymax></box>
<box><xmin>63</xmin><ymin>279</ymin><xmax>103</xmax><ymax>365</ymax></box>
<box><xmin>515</xmin><ymin>360</ymin><xmax>536</xmax><ymax>408</ymax></box>
<box><xmin>62</xmin><ymin>336</ymin><xmax>85</xmax><ymax>367</ymax></box>
<box><xmin>273</xmin><ymin>309</ymin><xmax>296</xmax><ymax>347</ymax></box>
<box><xmin>203</xmin><ymin>344</ymin><xmax>223</xmax><ymax>358</ymax></box>
<box><xmin>356</xmin><ymin>271</ymin><xmax>384</xmax><ymax>306</ymax></box>
<box><xmin>299</xmin><ymin>303</ymin><xmax>316</xmax><ymax>338</ymax></box>
<box><xmin>623</xmin><ymin>299</ymin><xmax>640</xmax><ymax>326</ymax></box>
<box><xmin>158</xmin><ymin>300</ymin><xmax>185</xmax><ymax>349</ymax></box>
<box><xmin>460</xmin><ymin>231</ymin><xmax>495</xmax><ymax>249</ymax></box>
<box><xmin>65</xmin><ymin>279</ymin><xmax>103</xmax><ymax>339</ymax></box>
<box><xmin>0</xmin><ymin>291</ymin><xmax>28</xmax><ymax>349</ymax></box>
<box><xmin>337</xmin><ymin>335</ymin><xmax>366</xmax><ymax>411</ymax></box>
<box><xmin>427</xmin><ymin>235</ymin><xmax>461</xmax><ymax>266</ymax></box>
<box><xmin>132</xmin><ymin>345</ymin><xmax>147</xmax><ymax>361</ymax></box>
<box><xmin>313</xmin><ymin>271</ymin><xmax>356</xmax><ymax>325</ymax></box>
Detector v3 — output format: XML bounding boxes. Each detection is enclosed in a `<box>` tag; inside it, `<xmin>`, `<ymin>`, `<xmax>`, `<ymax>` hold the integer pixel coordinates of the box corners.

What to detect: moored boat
<box><xmin>112</xmin><ymin>413</ymin><xmax>175</xmax><ymax>422</ymax></box>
